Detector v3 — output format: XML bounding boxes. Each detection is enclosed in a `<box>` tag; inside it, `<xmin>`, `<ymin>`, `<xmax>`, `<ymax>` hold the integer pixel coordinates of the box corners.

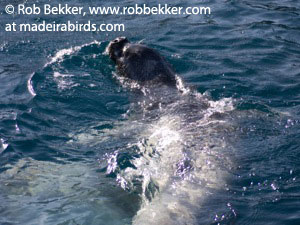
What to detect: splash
<box><xmin>27</xmin><ymin>72</ymin><xmax>36</xmax><ymax>97</ymax></box>
<box><xmin>175</xmin><ymin>75</ymin><xmax>190</xmax><ymax>95</ymax></box>
<box><xmin>133</xmin><ymin>99</ymin><xmax>234</xmax><ymax>225</ymax></box>
<box><xmin>45</xmin><ymin>40</ymin><xmax>101</xmax><ymax>67</ymax></box>
<box><xmin>99</xmin><ymin>83</ymin><xmax>236</xmax><ymax>224</ymax></box>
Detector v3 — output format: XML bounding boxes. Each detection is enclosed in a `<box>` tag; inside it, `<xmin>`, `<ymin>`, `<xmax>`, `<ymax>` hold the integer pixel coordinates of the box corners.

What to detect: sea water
<box><xmin>1</xmin><ymin>0</ymin><xmax>300</xmax><ymax>224</ymax></box>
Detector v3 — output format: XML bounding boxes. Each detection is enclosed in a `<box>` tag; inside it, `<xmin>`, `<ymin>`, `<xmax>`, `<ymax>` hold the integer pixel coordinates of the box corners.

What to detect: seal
<box><xmin>107</xmin><ymin>37</ymin><xmax>176</xmax><ymax>86</ymax></box>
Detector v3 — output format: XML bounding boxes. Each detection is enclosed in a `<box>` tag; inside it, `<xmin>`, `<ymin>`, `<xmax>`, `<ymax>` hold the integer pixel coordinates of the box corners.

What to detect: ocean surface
<box><xmin>1</xmin><ymin>0</ymin><xmax>300</xmax><ymax>224</ymax></box>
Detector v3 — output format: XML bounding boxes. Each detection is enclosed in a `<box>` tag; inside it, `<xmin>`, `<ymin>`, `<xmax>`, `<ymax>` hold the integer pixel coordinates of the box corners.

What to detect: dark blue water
<box><xmin>1</xmin><ymin>0</ymin><xmax>300</xmax><ymax>224</ymax></box>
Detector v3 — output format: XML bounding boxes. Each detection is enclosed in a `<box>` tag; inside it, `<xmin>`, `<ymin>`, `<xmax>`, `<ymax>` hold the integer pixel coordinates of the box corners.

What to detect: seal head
<box><xmin>107</xmin><ymin>37</ymin><xmax>176</xmax><ymax>85</ymax></box>
<box><xmin>107</xmin><ymin>37</ymin><xmax>129</xmax><ymax>63</ymax></box>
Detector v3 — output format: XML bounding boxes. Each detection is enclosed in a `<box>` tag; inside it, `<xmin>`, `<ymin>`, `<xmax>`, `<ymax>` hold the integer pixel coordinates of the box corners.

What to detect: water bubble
<box><xmin>271</xmin><ymin>183</ymin><xmax>277</xmax><ymax>191</ymax></box>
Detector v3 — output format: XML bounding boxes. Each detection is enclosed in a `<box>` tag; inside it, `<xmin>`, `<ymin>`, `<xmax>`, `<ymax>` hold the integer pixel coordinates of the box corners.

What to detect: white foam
<box><xmin>53</xmin><ymin>72</ymin><xmax>79</xmax><ymax>90</ymax></box>
<box><xmin>131</xmin><ymin>108</ymin><xmax>234</xmax><ymax>224</ymax></box>
<box><xmin>176</xmin><ymin>75</ymin><xmax>191</xmax><ymax>95</ymax></box>
<box><xmin>125</xmin><ymin>96</ymin><xmax>235</xmax><ymax>224</ymax></box>
<box><xmin>0</xmin><ymin>138</ymin><xmax>8</xmax><ymax>154</ymax></box>
<box><xmin>27</xmin><ymin>72</ymin><xmax>36</xmax><ymax>97</ymax></box>
<box><xmin>45</xmin><ymin>40</ymin><xmax>101</xmax><ymax>67</ymax></box>
<box><xmin>199</xmin><ymin>97</ymin><xmax>235</xmax><ymax>125</ymax></box>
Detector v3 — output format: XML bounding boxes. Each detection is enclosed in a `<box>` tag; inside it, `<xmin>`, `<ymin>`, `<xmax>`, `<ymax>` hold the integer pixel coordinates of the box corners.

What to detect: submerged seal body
<box><xmin>107</xmin><ymin>37</ymin><xmax>176</xmax><ymax>86</ymax></box>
